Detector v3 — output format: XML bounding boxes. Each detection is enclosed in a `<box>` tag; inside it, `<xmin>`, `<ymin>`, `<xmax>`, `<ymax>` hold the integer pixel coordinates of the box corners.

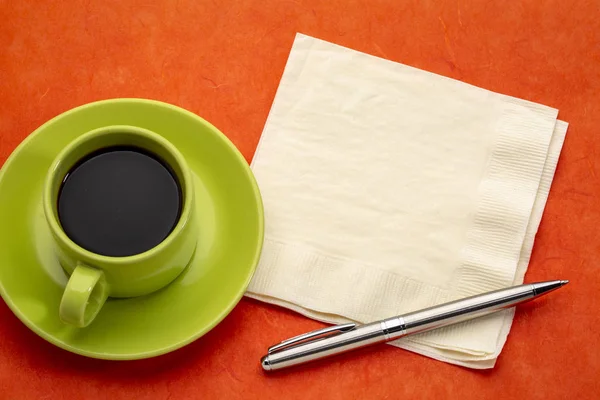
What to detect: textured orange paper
<box><xmin>0</xmin><ymin>0</ymin><xmax>598</xmax><ymax>398</ymax></box>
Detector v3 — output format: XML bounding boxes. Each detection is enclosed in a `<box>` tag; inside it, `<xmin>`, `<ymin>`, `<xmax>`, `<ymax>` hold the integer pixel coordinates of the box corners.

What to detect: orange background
<box><xmin>1</xmin><ymin>0</ymin><xmax>599</xmax><ymax>398</ymax></box>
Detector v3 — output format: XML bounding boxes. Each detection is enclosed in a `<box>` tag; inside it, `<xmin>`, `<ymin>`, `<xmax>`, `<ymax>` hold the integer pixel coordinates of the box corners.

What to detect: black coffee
<box><xmin>57</xmin><ymin>146</ymin><xmax>182</xmax><ymax>257</ymax></box>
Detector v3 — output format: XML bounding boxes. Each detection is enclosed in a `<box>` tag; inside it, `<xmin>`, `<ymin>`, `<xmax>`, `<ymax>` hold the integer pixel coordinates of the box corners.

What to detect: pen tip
<box><xmin>532</xmin><ymin>280</ymin><xmax>568</xmax><ymax>296</ymax></box>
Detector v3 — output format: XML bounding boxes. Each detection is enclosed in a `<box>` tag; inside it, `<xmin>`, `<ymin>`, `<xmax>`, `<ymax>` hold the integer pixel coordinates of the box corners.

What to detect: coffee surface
<box><xmin>58</xmin><ymin>146</ymin><xmax>182</xmax><ymax>257</ymax></box>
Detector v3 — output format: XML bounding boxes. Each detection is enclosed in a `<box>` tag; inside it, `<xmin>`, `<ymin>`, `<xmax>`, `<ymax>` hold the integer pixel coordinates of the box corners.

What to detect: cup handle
<box><xmin>59</xmin><ymin>264</ymin><xmax>108</xmax><ymax>328</ymax></box>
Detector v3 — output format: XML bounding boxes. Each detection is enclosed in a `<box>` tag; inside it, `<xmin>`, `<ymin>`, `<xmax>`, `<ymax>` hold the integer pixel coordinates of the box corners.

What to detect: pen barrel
<box><xmin>264</xmin><ymin>322</ymin><xmax>387</xmax><ymax>370</ymax></box>
<box><xmin>394</xmin><ymin>284</ymin><xmax>536</xmax><ymax>338</ymax></box>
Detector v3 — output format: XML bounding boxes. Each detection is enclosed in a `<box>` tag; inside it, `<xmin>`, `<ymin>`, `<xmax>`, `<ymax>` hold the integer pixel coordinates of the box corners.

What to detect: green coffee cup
<box><xmin>43</xmin><ymin>125</ymin><xmax>198</xmax><ymax>328</ymax></box>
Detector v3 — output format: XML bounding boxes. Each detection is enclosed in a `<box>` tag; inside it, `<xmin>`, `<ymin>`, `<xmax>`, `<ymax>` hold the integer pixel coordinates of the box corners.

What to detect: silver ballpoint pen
<box><xmin>261</xmin><ymin>280</ymin><xmax>568</xmax><ymax>371</ymax></box>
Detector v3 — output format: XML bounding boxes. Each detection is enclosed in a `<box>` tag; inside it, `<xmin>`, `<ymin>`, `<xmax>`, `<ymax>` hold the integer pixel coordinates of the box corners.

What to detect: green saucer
<box><xmin>0</xmin><ymin>99</ymin><xmax>264</xmax><ymax>359</ymax></box>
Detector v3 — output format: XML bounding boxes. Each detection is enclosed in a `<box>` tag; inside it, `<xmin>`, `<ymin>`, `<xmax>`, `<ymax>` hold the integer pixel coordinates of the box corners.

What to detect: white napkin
<box><xmin>247</xmin><ymin>33</ymin><xmax>567</xmax><ymax>368</ymax></box>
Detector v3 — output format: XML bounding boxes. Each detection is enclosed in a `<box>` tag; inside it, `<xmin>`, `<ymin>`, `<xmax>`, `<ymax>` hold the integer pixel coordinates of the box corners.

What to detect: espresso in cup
<box><xmin>57</xmin><ymin>146</ymin><xmax>182</xmax><ymax>257</ymax></box>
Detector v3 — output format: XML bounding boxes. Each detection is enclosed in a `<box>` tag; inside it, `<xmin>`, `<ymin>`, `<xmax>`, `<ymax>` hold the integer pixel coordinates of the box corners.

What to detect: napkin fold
<box><xmin>247</xmin><ymin>33</ymin><xmax>567</xmax><ymax>368</ymax></box>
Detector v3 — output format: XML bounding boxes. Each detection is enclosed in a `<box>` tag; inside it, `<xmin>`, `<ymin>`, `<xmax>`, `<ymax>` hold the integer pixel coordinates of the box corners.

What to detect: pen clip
<box><xmin>268</xmin><ymin>323</ymin><xmax>357</xmax><ymax>354</ymax></box>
